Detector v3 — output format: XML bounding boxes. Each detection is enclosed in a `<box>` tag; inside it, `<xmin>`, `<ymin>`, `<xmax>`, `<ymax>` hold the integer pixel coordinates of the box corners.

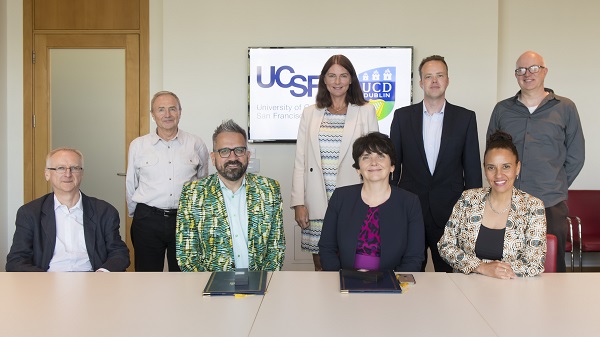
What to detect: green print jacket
<box><xmin>176</xmin><ymin>173</ymin><xmax>285</xmax><ymax>271</ymax></box>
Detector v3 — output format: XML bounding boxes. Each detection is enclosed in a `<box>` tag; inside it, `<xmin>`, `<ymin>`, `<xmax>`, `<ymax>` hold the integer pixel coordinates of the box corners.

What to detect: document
<box><xmin>339</xmin><ymin>269</ymin><xmax>402</xmax><ymax>294</ymax></box>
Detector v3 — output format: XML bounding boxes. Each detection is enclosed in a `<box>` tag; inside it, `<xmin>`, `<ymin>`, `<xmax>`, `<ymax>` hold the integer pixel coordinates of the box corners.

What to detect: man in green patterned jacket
<box><xmin>176</xmin><ymin>119</ymin><xmax>285</xmax><ymax>271</ymax></box>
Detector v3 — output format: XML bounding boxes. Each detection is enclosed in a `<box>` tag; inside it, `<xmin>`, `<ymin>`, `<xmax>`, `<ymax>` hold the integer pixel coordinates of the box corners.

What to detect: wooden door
<box><xmin>23</xmin><ymin>0</ymin><xmax>149</xmax><ymax>270</ymax></box>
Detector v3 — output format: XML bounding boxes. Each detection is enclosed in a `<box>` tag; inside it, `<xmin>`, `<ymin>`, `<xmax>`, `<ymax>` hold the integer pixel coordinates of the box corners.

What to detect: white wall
<box><xmin>1</xmin><ymin>0</ymin><xmax>23</xmax><ymax>270</ymax></box>
<box><xmin>0</xmin><ymin>0</ymin><xmax>8</xmax><ymax>266</ymax></box>
<box><xmin>2</xmin><ymin>0</ymin><xmax>599</xmax><ymax>270</ymax></box>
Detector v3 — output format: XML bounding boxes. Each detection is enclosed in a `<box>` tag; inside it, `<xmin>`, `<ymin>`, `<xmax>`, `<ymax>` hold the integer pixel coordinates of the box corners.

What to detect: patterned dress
<box><xmin>301</xmin><ymin>109</ymin><xmax>346</xmax><ymax>253</ymax></box>
<box><xmin>354</xmin><ymin>207</ymin><xmax>381</xmax><ymax>270</ymax></box>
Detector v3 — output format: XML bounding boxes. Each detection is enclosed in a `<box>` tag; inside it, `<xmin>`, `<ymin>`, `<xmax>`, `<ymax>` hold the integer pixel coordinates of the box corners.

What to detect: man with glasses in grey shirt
<box><xmin>487</xmin><ymin>51</ymin><xmax>585</xmax><ymax>272</ymax></box>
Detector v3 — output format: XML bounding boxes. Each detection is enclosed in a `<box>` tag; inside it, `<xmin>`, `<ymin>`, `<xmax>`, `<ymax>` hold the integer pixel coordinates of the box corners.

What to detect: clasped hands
<box><xmin>475</xmin><ymin>261</ymin><xmax>516</xmax><ymax>279</ymax></box>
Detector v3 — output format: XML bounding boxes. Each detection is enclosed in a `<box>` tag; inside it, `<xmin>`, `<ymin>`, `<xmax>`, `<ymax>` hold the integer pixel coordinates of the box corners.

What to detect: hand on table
<box><xmin>475</xmin><ymin>261</ymin><xmax>516</xmax><ymax>279</ymax></box>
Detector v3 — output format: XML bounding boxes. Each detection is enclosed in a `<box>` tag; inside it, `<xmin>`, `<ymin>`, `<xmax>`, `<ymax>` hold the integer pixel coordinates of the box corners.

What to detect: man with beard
<box><xmin>175</xmin><ymin>119</ymin><xmax>286</xmax><ymax>271</ymax></box>
<box><xmin>126</xmin><ymin>91</ymin><xmax>209</xmax><ymax>272</ymax></box>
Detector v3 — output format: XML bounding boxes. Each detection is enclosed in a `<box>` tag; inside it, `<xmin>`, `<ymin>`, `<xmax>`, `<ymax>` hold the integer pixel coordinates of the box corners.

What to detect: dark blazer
<box><xmin>318</xmin><ymin>184</ymin><xmax>425</xmax><ymax>271</ymax></box>
<box><xmin>390</xmin><ymin>101</ymin><xmax>482</xmax><ymax>229</ymax></box>
<box><xmin>6</xmin><ymin>192</ymin><xmax>130</xmax><ymax>272</ymax></box>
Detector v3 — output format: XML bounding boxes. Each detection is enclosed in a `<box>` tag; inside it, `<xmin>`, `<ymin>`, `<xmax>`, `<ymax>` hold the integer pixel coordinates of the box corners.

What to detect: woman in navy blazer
<box><xmin>319</xmin><ymin>132</ymin><xmax>425</xmax><ymax>271</ymax></box>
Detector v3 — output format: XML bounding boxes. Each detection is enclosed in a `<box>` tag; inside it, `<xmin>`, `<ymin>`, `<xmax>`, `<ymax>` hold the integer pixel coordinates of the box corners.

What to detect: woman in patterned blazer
<box><xmin>438</xmin><ymin>131</ymin><xmax>547</xmax><ymax>278</ymax></box>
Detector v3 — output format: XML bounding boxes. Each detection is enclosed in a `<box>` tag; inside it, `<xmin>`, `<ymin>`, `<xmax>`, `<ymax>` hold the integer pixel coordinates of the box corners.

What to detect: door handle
<box><xmin>117</xmin><ymin>172</ymin><xmax>126</xmax><ymax>177</ymax></box>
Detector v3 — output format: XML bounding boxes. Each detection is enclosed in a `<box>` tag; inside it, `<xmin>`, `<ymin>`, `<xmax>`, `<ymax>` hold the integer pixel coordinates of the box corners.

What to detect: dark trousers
<box><xmin>546</xmin><ymin>201</ymin><xmax>569</xmax><ymax>272</ymax></box>
<box><xmin>131</xmin><ymin>203</ymin><xmax>181</xmax><ymax>272</ymax></box>
<box><xmin>421</xmin><ymin>208</ymin><xmax>453</xmax><ymax>272</ymax></box>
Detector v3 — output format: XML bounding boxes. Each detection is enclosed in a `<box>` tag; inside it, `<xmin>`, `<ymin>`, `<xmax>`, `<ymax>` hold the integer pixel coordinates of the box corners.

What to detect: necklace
<box><xmin>330</xmin><ymin>104</ymin><xmax>347</xmax><ymax>113</ymax></box>
<box><xmin>487</xmin><ymin>194</ymin><xmax>511</xmax><ymax>214</ymax></box>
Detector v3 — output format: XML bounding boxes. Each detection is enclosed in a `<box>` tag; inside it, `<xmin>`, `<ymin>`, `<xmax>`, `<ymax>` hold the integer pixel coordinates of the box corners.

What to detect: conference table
<box><xmin>1</xmin><ymin>271</ymin><xmax>598</xmax><ymax>337</ymax></box>
<box><xmin>448</xmin><ymin>272</ymin><xmax>600</xmax><ymax>336</ymax></box>
<box><xmin>0</xmin><ymin>272</ymin><xmax>264</xmax><ymax>337</ymax></box>
<box><xmin>250</xmin><ymin>271</ymin><xmax>495</xmax><ymax>336</ymax></box>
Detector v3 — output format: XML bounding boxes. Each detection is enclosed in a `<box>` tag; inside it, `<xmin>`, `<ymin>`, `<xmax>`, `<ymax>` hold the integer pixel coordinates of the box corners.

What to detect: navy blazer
<box><xmin>390</xmin><ymin>101</ymin><xmax>482</xmax><ymax>229</ymax></box>
<box><xmin>318</xmin><ymin>184</ymin><xmax>425</xmax><ymax>271</ymax></box>
<box><xmin>6</xmin><ymin>192</ymin><xmax>130</xmax><ymax>272</ymax></box>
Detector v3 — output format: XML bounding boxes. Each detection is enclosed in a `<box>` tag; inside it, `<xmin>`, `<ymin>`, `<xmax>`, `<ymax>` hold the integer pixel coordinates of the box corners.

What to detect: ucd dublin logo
<box><xmin>358</xmin><ymin>67</ymin><xmax>396</xmax><ymax>121</ymax></box>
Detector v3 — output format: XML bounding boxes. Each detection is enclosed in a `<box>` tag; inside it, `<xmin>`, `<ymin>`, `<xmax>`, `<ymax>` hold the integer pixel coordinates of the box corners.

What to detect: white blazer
<box><xmin>291</xmin><ymin>103</ymin><xmax>379</xmax><ymax>219</ymax></box>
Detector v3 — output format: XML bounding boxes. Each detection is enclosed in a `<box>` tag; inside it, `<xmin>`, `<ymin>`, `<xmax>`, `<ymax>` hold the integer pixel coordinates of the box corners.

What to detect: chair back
<box><xmin>544</xmin><ymin>234</ymin><xmax>558</xmax><ymax>273</ymax></box>
<box><xmin>566</xmin><ymin>190</ymin><xmax>600</xmax><ymax>238</ymax></box>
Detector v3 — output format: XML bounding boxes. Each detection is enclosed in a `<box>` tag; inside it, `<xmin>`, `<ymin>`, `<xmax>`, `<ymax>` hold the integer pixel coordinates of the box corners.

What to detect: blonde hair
<box><xmin>150</xmin><ymin>91</ymin><xmax>182</xmax><ymax>112</ymax></box>
<box><xmin>45</xmin><ymin>147</ymin><xmax>84</xmax><ymax>168</ymax></box>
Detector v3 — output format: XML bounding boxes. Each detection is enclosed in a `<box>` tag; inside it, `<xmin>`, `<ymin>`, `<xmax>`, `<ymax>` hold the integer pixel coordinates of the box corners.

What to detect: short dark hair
<box><xmin>485</xmin><ymin>130</ymin><xmax>519</xmax><ymax>162</ymax></box>
<box><xmin>418</xmin><ymin>55</ymin><xmax>448</xmax><ymax>79</ymax></box>
<box><xmin>150</xmin><ymin>91</ymin><xmax>182</xmax><ymax>112</ymax></box>
<box><xmin>352</xmin><ymin>132</ymin><xmax>397</xmax><ymax>169</ymax></box>
<box><xmin>212</xmin><ymin>119</ymin><xmax>247</xmax><ymax>147</ymax></box>
<box><xmin>315</xmin><ymin>54</ymin><xmax>368</xmax><ymax>109</ymax></box>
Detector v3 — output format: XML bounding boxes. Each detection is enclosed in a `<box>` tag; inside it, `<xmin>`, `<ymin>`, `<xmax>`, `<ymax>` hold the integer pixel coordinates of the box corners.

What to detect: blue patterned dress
<box><xmin>301</xmin><ymin>109</ymin><xmax>346</xmax><ymax>253</ymax></box>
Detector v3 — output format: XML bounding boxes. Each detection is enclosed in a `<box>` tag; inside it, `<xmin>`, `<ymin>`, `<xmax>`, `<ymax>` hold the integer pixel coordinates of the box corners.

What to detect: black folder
<box><xmin>339</xmin><ymin>269</ymin><xmax>402</xmax><ymax>293</ymax></box>
<box><xmin>203</xmin><ymin>269</ymin><xmax>268</xmax><ymax>296</ymax></box>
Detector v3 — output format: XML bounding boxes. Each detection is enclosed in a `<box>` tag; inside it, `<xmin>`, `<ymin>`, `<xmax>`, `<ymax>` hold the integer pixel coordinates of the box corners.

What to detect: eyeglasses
<box><xmin>515</xmin><ymin>65</ymin><xmax>545</xmax><ymax>76</ymax></box>
<box><xmin>214</xmin><ymin>147</ymin><xmax>247</xmax><ymax>158</ymax></box>
<box><xmin>46</xmin><ymin>166</ymin><xmax>84</xmax><ymax>174</ymax></box>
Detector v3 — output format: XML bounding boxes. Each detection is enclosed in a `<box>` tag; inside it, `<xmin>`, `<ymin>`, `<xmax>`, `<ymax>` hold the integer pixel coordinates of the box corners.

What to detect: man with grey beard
<box><xmin>175</xmin><ymin>119</ymin><xmax>286</xmax><ymax>271</ymax></box>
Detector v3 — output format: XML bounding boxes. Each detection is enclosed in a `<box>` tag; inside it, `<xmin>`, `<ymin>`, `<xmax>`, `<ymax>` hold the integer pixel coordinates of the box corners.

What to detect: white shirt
<box><xmin>126</xmin><ymin>129</ymin><xmax>209</xmax><ymax>216</ymax></box>
<box><xmin>422</xmin><ymin>101</ymin><xmax>445</xmax><ymax>175</ymax></box>
<box><xmin>48</xmin><ymin>192</ymin><xmax>93</xmax><ymax>272</ymax></box>
<box><xmin>219</xmin><ymin>177</ymin><xmax>249</xmax><ymax>269</ymax></box>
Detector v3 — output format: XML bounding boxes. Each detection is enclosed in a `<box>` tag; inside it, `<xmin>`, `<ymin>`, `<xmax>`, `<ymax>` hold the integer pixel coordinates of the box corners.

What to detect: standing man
<box><xmin>126</xmin><ymin>91</ymin><xmax>209</xmax><ymax>272</ymax></box>
<box><xmin>488</xmin><ymin>51</ymin><xmax>585</xmax><ymax>272</ymax></box>
<box><xmin>176</xmin><ymin>119</ymin><xmax>285</xmax><ymax>272</ymax></box>
<box><xmin>6</xmin><ymin>148</ymin><xmax>130</xmax><ymax>272</ymax></box>
<box><xmin>390</xmin><ymin>55</ymin><xmax>482</xmax><ymax>272</ymax></box>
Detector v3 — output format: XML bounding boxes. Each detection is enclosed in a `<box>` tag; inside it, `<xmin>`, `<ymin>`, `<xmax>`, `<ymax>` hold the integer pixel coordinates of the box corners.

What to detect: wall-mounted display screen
<box><xmin>248</xmin><ymin>47</ymin><xmax>413</xmax><ymax>142</ymax></box>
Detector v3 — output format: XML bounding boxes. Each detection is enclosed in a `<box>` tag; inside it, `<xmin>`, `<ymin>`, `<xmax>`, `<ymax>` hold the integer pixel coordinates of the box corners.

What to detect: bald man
<box><xmin>487</xmin><ymin>51</ymin><xmax>585</xmax><ymax>272</ymax></box>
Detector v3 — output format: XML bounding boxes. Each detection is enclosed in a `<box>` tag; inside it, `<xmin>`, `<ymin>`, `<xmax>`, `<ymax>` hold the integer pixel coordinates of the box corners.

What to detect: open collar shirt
<box><xmin>422</xmin><ymin>101</ymin><xmax>446</xmax><ymax>175</ymax></box>
<box><xmin>126</xmin><ymin>128</ymin><xmax>209</xmax><ymax>216</ymax></box>
<box><xmin>48</xmin><ymin>191</ymin><xmax>93</xmax><ymax>272</ymax></box>
<box><xmin>219</xmin><ymin>177</ymin><xmax>249</xmax><ymax>269</ymax></box>
<box><xmin>487</xmin><ymin>88</ymin><xmax>585</xmax><ymax>207</ymax></box>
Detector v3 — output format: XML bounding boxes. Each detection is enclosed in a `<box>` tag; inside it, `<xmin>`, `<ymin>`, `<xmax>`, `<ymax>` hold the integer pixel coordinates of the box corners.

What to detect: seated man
<box><xmin>6</xmin><ymin>148</ymin><xmax>130</xmax><ymax>272</ymax></box>
<box><xmin>176</xmin><ymin>119</ymin><xmax>285</xmax><ymax>271</ymax></box>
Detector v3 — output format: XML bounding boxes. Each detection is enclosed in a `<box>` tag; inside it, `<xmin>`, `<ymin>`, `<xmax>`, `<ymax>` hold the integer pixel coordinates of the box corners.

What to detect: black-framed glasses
<box><xmin>46</xmin><ymin>166</ymin><xmax>84</xmax><ymax>174</ymax></box>
<box><xmin>214</xmin><ymin>147</ymin><xmax>247</xmax><ymax>158</ymax></box>
<box><xmin>515</xmin><ymin>65</ymin><xmax>545</xmax><ymax>76</ymax></box>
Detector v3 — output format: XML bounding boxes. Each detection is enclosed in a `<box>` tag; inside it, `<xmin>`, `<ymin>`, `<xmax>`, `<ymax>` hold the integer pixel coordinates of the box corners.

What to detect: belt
<box><xmin>140</xmin><ymin>203</ymin><xmax>177</xmax><ymax>217</ymax></box>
